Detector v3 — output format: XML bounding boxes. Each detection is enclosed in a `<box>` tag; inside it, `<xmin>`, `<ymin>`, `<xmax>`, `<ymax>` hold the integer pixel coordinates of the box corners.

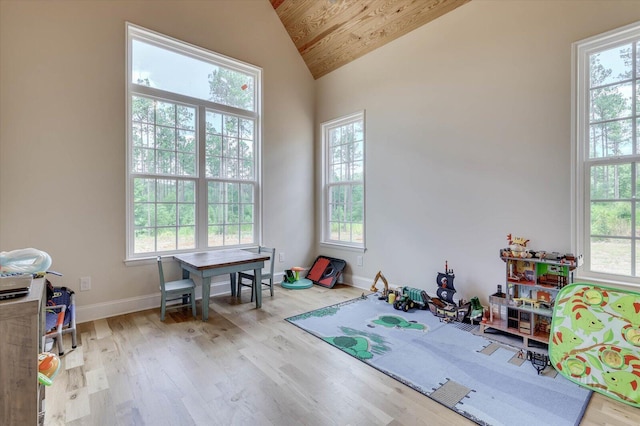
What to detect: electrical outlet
<box><xmin>357</xmin><ymin>256</ymin><xmax>363</xmax><ymax>267</ymax></box>
<box><xmin>279</xmin><ymin>252</ymin><xmax>285</xmax><ymax>263</ymax></box>
<box><xmin>80</xmin><ymin>276</ymin><xmax>92</xmax><ymax>291</ymax></box>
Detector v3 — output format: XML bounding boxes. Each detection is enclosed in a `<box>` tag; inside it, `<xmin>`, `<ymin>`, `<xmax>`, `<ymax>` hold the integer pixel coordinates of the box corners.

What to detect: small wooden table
<box><xmin>173</xmin><ymin>250</ymin><xmax>270</xmax><ymax>321</ymax></box>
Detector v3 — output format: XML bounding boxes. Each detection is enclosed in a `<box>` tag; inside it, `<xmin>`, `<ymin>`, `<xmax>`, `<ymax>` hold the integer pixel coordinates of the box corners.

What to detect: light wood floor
<box><xmin>44</xmin><ymin>284</ymin><xmax>640</xmax><ymax>425</ymax></box>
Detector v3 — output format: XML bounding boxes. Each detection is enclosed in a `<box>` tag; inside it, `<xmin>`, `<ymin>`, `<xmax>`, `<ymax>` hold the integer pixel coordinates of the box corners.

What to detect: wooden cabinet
<box><xmin>481</xmin><ymin>254</ymin><xmax>579</xmax><ymax>347</ymax></box>
<box><xmin>0</xmin><ymin>279</ymin><xmax>45</xmax><ymax>425</ymax></box>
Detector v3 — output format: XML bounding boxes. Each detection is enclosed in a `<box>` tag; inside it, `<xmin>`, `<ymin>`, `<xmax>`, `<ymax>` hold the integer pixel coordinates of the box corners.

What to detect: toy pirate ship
<box><xmin>427</xmin><ymin>261</ymin><xmax>470</xmax><ymax>322</ymax></box>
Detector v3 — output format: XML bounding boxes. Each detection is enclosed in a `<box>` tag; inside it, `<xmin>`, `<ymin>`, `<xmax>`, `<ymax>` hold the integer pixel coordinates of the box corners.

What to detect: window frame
<box><xmin>320</xmin><ymin>111</ymin><xmax>366</xmax><ymax>250</ymax></box>
<box><xmin>125</xmin><ymin>23</ymin><xmax>263</xmax><ymax>260</ymax></box>
<box><xmin>573</xmin><ymin>20</ymin><xmax>640</xmax><ymax>285</ymax></box>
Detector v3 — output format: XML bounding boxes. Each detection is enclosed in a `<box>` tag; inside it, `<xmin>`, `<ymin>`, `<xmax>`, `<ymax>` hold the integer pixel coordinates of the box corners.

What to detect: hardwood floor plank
<box><xmin>64</xmin><ymin>386</ymin><xmax>90</xmax><ymax>423</ymax></box>
<box><xmin>180</xmin><ymin>391</ymin><xmax>217</xmax><ymax>424</ymax></box>
<box><xmin>93</xmin><ymin>319</ymin><xmax>112</xmax><ymax>340</ymax></box>
<box><xmin>581</xmin><ymin>392</ymin><xmax>640</xmax><ymax>425</ymax></box>
<box><xmin>76</xmin><ymin>390</ymin><xmax>118</xmax><ymax>426</ymax></box>
<box><xmin>64</xmin><ymin>366</ymin><xmax>86</xmax><ymax>394</ymax></box>
<box><xmin>114</xmin><ymin>399</ymin><xmax>145</xmax><ymax>426</ymax></box>
<box><xmin>85</xmin><ymin>367</ymin><xmax>109</xmax><ymax>394</ymax></box>
<box><xmin>44</xmin><ymin>284</ymin><xmax>640</xmax><ymax>425</ymax></box>
<box><xmin>63</xmin><ymin>345</ymin><xmax>84</xmax><ymax>370</ymax></box>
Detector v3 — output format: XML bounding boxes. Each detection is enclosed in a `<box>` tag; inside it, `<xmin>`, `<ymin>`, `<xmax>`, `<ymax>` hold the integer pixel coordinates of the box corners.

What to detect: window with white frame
<box><xmin>574</xmin><ymin>21</ymin><xmax>640</xmax><ymax>283</ymax></box>
<box><xmin>126</xmin><ymin>23</ymin><xmax>261</xmax><ymax>258</ymax></box>
<box><xmin>321</xmin><ymin>112</ymin><xmax>365</xmax><ymax>248</ymax></box>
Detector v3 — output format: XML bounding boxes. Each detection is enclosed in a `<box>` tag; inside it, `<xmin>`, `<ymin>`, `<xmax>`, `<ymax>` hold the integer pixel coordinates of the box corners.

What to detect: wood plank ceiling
<box><xmin>271</xmin><ymin>0</ymin><xmax>471</xmax><ymax>79</ymax></box>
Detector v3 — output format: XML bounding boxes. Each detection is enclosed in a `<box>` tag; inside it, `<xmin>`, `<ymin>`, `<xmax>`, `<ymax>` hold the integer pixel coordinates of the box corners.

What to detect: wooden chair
<box><xmin>157</xmin><ymin>256</ymin><xmax>197</xmax><ymax>321</ymax></box>
<box><xmin>237</xmin><ymin>247</ymin><xmax>276</xmax><ymax>302</ymax></box>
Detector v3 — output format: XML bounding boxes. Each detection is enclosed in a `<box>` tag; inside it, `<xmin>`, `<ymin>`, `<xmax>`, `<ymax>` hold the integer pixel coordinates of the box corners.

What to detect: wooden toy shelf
<box><xmin>480</xmin><ymin>253</ymin><xmax>579</xmax><ymax>349</ymax></box>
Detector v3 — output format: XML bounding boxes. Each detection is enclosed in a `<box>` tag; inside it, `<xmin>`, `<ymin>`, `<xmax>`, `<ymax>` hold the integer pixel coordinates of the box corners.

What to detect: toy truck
<box><xmin>393</xmin><ymin>286</ymin><xmax>430</xmax><ymax>312</ymax></box>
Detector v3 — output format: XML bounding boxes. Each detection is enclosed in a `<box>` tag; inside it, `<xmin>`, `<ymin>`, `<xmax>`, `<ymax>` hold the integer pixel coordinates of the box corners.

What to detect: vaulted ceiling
<box><xmin>271</xmin><ymin>0</ymin><xmax>471</xmax><ymax>79</ymax></box>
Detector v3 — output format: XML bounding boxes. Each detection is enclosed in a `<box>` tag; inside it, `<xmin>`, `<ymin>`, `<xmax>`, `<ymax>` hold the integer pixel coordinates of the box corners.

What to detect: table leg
<box><xmin>254</xmin><ymin>267</ymin><xmax>262</xmax><ymax>308</ymax></box>
<box><xmin>202</xmin><ymin>276</ymin><xmax>211</xmax><ymax>321</ymax></box>
<box><xmin>229</xmin><ymin>273</ymin><xmax>237</xmax><ymax>297</ymax></box>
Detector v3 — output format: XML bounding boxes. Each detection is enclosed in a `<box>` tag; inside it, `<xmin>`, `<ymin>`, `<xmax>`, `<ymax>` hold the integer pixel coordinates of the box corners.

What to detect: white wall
<box><xmin>315</xmin><ymin>1</ymin><xmax>640</xmax><ymax>300</ymax></box>
<box><xmin>0</xmin><ymin>0</ymin><xmax>315</xmax><ymax>321</ymax></box>
<box><xmin>3</xmin><ymin>0</ymin><xmax>640</xmax><ymax>322</ymax></box>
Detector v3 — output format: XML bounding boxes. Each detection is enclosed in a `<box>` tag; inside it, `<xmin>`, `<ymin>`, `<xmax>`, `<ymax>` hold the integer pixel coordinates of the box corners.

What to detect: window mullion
<box><xmin>197</xmin><ymin>106</ymin><xmax>207</xmax><ymax>249</ymax></box>
<box><xmin>633</xmin><ymin>41</ymin><xmax>638</xmax><ymax>277</ymax></box>
<box><xmin>632</xmin><ymin>162</ymin><xmax>637</xmax><ymax>277</ymax></box>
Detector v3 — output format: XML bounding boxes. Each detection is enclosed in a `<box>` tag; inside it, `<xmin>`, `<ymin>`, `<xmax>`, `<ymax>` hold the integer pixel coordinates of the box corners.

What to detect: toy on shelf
<box><xmin>500</xmin><ymin>234</ymin><xmax>581</xmax><ymax>267</ymax></box>
<box><xmin>502</xmin><ymin>234</ymin><xmax>531</xmax><ymax>258</ymax></box>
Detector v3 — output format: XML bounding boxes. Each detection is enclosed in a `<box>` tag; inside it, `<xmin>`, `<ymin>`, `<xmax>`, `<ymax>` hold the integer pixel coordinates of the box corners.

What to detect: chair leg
<box><xmin>161</xmin><ymin>296</ymin><xmax>166</xmax><ymax>321</ymax></box>
<box><xmin>250</xmin><ymin>278</ymin><xmax>255</xmax><ymax>302</ymax></box>
<box><xmin>56</xmin><ymin>334</ymin><xmax>64</xmax><ymax>356</ymax></box>
<box><xmin>191</xmin><ymin>293</ymin><xmax>197</xmax><ymax>318</ymax></box>
<box><xmin>250</xmin><ymin>279</ymin><xmax>275</xmax><ymax>302</ymax></box>
<box><xmin>71</xmin><ymin>329</ymin><xmax>77</xmax><ymax>349</ymax></box>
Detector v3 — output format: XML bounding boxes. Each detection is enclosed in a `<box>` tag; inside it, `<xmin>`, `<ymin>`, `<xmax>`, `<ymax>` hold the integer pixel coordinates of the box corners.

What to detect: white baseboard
<box><xmin>76</xmin><ymin>280</ymin><xmax>234</xmax><ymax>323</ymax></box>
<box><xmin>76</xmin><ymin>272</ymin><xmax>370</xmax><ymax>324</ymax></box>
<box><xmin>348</xmin><ymin>273</ymin><xmax>371</xmax><ymax>291</ymax></box>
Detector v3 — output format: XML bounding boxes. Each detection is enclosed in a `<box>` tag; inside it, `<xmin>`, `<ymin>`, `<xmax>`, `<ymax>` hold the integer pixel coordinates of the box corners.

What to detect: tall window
<box><xmin>321</xmin><ymin>112</ymin><xmax>365</xmax><ymax>249</ymax></box>
<box><xmin>126</xmin><ymin>23</ymin><xmax>262</xmax><ymax>259</ymax></box>
<box><xmin>574</xmin><ymin>21</ymin><xmax>640</xmax><ymax>283</ymax></box>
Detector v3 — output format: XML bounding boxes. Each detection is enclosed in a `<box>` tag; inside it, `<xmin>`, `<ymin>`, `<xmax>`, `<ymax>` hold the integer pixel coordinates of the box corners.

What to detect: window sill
<box><xmin>574</xmin><ymin>274</ymin><xmax>640</xmax><ymax>291</ymax></box>
<box><xmin>319</xmin><ymin>242</ymin><xmax>366</xmax><ymax>253</ymax></box>
<box><xmin>124</xmin><ymin>256</ymin><xmax>160</xmax><ymax>267</ymax></box>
